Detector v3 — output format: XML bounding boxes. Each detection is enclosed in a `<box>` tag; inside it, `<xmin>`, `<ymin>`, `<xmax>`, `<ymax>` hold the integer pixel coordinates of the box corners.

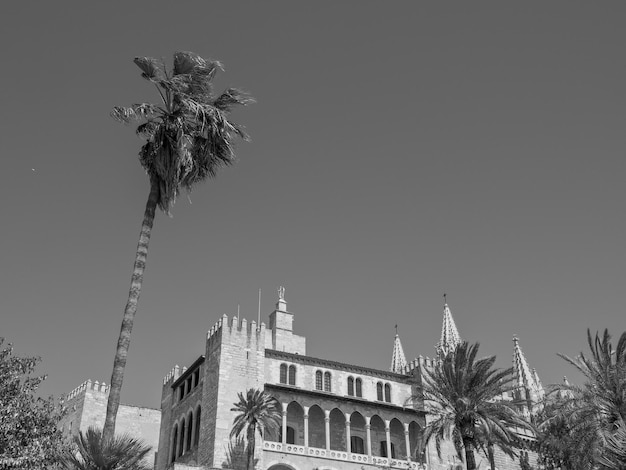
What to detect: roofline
<box><xmin>265</xmin><ymin>349</ymin><xmax>413</xmax><ymax>381</ymax></box>
<box><xmin>171</xmin><ymin>355</ymin><xmax>205</xmax><ymax>389</ymax></box>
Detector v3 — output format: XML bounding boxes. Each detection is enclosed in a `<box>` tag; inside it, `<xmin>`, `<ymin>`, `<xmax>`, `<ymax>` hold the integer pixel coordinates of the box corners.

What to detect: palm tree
<box><xmin>59</xmin><ymin>427</ymin><xmax>151</xmax><ymax>470</ymax></box>
<box><xmin>103</xmin><ymin>52</ymin><xmax>253</xmax><ymax>442</ymax></box>
<box><xmin>598</xmin><ymin>418</ymin><xmax>626</xmax><ymax>470</ymax></box>
<box><xmin>230</xmin><ymin>389</ymin><xmax>281</xmax><ymax>470</ymax></box>
<box><xmin>417</xmin><ymin>341</ymin><xmax>529</xmax><ymax>470</ymax></box>
<box><xmin>542</xmin><ymin>329</ymin><xmax>626</xmax><ymax>469</ymax></box>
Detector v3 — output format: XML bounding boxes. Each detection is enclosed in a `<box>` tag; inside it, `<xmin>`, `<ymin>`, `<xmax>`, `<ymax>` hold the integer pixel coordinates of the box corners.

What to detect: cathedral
<box><xmin>155</xmin><ymin>288</ymin><xmax>543</xmax><ymax>470</ymax></box>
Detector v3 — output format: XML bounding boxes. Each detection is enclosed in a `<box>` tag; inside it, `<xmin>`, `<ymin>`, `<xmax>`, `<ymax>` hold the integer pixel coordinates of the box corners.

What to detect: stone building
<box><xmin>156</xmin><ymin>289</ymin><xmax>542</xmax><ymax>470</ymax></box>
<box><xmin>60</xmin><ymin>380</ymin><xmax>161</xmax><ymax>466</ymax></box>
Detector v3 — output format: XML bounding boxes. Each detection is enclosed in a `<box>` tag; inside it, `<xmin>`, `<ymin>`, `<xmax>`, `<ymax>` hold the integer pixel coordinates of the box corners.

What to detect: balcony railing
<box><xmin>263</xmin><ymin>441</ymin><xmax>426</xmax><ymax>469</ymax></box>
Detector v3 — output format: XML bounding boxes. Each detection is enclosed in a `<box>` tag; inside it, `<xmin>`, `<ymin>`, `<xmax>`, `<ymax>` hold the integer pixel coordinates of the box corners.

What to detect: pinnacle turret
<box><xmin>512</xmin><ymin>336</ymin><xmax>544</xmax><ymax>415</ymax></box>
<box><xmin>436</xmin><ymin>301</ymin><xmax>461</xmax><ymax>357</ymax></box>
<box><xmin>390</xmin><ymin>329</ymin><xmax>407</xmax><ymax>373</ymax></box>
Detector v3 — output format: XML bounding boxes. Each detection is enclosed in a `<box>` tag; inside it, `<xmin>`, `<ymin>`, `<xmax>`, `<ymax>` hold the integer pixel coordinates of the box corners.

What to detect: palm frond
<box><xmin>112</xmin><ymin>52</ymin><xmax>253</xmax><ymax>215</ymax></box>
<box><xmin>59</xmin><ymin>426</ymin><xmax>151</xmax><ymax>470</ymax></box>
<box><xmin>110</xmin><ymin>104</ymin><xmax>158</xmax><ymax>124</ymax></box>
<box><xmin>133</xmin><ymin>57</ymin><xmax>165</xmax><ymax>82</ymax></box>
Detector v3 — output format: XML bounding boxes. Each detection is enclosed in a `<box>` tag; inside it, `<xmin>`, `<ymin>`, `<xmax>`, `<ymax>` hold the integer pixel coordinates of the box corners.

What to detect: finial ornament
<box><xmin>278</xmin><ymin>286</ymin><xmax>285</xmax><ymax>301</ymax></box>
<box><xmin>443</xmin><ymin>292</ymin><xmax>447</xmax><ymax>305</ymax></box>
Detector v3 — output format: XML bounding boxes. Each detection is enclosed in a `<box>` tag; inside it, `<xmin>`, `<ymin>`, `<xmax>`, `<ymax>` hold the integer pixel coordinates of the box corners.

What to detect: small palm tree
<box><xmin>103</xmin><ymin>52</ymin><xmax>253</xmax><ymax>442</ymax></box>
<box><xmin>59</xmin><ymin>427</ymin><xmax>151</xmax><ymax>470</ymax></box>
<box><xmin>417</xmin><ymin>342</ymin><xmax>529</xmax><ymax>470</ymax></box>
<box><xmin>230</xmin><ymin>389</ymin><xmax>281</xmax><ymax>470</ymax></box>
<box><xmin>544</xmin><ymin>329</ymin><xmax>626</xmax><ymax>469</ymax></box>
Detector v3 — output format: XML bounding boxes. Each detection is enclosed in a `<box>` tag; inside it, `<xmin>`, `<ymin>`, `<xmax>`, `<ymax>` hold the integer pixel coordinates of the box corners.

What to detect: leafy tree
<box><xmin>230</xmin><ymin>389</ymin><xmax>281</xmax><ymax>470</ymax></box>
<box><xmin>0</xmin><ymin>338</ymin><xmax>69</xmax><ymax>469</ymax></box>
<box><xmin>417</xmin><ymin>341</ymin><xmax>530</xmax><ymax>470</ymax></box>
<box><xmin>59</xmin><ymin>427</ymin><xmax>151</xmax><ymax>470</ymax></box>
<box><xmin>104</xmin><ymin>51</ymin><xmax>253</xmax><ymax>442</ymax></box>
<box><xmin>540</xmin><ymin>329</ymin><xmax>626</xmax><ymax>470</ymax></box>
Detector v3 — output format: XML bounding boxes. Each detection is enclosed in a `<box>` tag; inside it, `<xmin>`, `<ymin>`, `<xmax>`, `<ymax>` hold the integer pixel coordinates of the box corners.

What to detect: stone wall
<box><xmin>61</xmin><ymin>380</ymin><xmax>161</xmax><ymax>467</ymax></box>
<box><xmin>264</xmin><ymin>355</ymin><xmax>414</xmax><ymax>406</ymax></box>
<box><xmin>197</xmin><ymin>314</ymin><xmax>268</xmax><ymax>469</ymax></box>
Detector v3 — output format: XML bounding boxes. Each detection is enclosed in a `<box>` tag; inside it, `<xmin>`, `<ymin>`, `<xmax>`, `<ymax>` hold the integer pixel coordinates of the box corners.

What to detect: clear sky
<box><xmin>1</xmin><ymin>2</ymin><xmax>624</xmax><ymax>408</ymax></box>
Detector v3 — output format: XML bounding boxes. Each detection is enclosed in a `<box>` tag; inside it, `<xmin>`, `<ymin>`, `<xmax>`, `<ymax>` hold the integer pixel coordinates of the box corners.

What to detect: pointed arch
<box><xmin>389</xmin><ymin>418</ymin><xmax>405</xmax><ymax>459</ymax></box>
<box><xmin>307</xmin><ymin>405</ymin><xmax>326</xmax><ymax>449</ymax></box>
<box><xmin>285</xmin><ymin>401</ymin><xmax>304</xmax><ymax>445</ymax></box>
<box><xmin>178</xmin><ymin>417</ymin><xmax>185</xmax><ymax>457</ymax></box>
<box><xmin>328</xmin><ymin>408</ymin><xmax>346</xmax><ymax>451</ymax></box>
<box><xmin>408</xmin><ymin>421</ymin><xmax>423</xmax><ymax>462</ymax></box>
<box><xmin>194</xmin><ymin>405</ymin><xmax>201</xmax><ymax>447</ymax></box>
<box><xmin>370</xmin><ymin>415</ymin><xmax>386</xmax><ymax>457</ymax></box>
<box><xmin>349</xmin><ymin>411</ymin><xmax>366</xmax><ymax>454</ymax></box>
<box><xmin>347</xmin><ymin>376</ymin><xmax>354</xmax><ymax>396</ymax></box>
<box><xmin>186</xmin><ymin>410</ymin><xmax>193</xmax><ymax>451</ymax></box>
<box><xmin>170</xmin><ymin>424</ymin><xmax>178</xmax><ymax>463</ymax></box>
<box><xmin>280</xmin><ymin>363</ymin><xmax>288</xmax><ymax>384</ymax></box>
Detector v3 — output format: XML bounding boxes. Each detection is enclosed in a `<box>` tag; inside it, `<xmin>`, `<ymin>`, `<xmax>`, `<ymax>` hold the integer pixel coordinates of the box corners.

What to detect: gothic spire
<box><xmin>390</xmin><ymin>327</ymin><xmax>408</xmax><ymax>373</ymax></box>
<box><xmin>512</xmin><ymin>336</ymin><xmax>543</xmax><ymax>414</ymax></box>
<box><xmin>436</xmin><ymin>299</ymin><xmax>461</xmax><ymax>357</ymax></box>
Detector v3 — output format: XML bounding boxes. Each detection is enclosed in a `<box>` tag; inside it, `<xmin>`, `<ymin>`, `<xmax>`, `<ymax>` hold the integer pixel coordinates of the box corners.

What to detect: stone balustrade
<box><xmin>263</xmin><ymin>441</ymin><xmax>425</xmax><ymax>469</ymax></box>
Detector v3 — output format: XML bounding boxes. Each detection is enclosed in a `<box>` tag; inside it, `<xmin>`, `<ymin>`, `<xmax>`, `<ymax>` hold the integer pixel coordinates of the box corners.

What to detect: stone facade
<box><xmin>156</xmin><ymin>291</ymin><xmax>540</xmax><ymax>470</ymax></box>
<box><xmin>60</xmin><ymin>380</ymin><xmax>161</xmax><ymax>466</ymax></box>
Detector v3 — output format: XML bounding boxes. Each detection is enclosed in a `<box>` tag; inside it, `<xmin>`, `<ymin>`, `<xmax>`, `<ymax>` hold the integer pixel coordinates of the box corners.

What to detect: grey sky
<box><xmin>1</xmin><ymin>2</ymin><xmax>624</xmax><ymax>407</ymax></box>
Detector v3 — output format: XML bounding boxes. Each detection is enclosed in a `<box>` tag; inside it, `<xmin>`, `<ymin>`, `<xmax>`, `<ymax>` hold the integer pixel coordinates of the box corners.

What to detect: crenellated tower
<box><xmin>435</xmin><ymin>299</ymin><xmax>462</xmax><ymax>357</ymax></box>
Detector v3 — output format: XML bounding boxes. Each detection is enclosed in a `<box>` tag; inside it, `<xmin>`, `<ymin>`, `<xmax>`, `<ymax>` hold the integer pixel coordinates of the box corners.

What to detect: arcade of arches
<box><xmin>266</xmin><ymin>401</ymin><xmax>423</xmax><ymax>461</ymax></box>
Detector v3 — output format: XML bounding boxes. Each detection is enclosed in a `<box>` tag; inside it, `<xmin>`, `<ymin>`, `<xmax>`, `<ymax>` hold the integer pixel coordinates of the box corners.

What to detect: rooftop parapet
<box><xmin>163</xmin><ymin>365</ymin><xmax>181</xmax><ymax>385</ymax></box>
<box><xmin>206</xmin><ymin>313</ymin><xmax>266</xmax><ymax>346</ymax></box>
<box><xmin>66</xmin><ymin>379</ymin><xmax>109</xmax><ymax>400</ymax></box>
<box><xmin>398</xmin><ymin>355</ymin><xmax>436</xmax><ymax>375</ymax></box>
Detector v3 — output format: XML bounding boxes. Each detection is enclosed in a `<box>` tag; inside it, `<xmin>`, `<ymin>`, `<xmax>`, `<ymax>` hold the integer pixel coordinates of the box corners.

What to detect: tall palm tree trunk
<box><xmin>102</xmin><ymin>182</ymin><xmax>159</xmax><ymax>442</ymax></box>
<box><xmin>247</xmin><ymin>424</ymin><xmax>256</xmax><ymax>470</ymax></box>
<box><xmin>487</xmin><ymin>443</ymin><xmax>495</xmax><ymax>470</ymax></box>
<box><xmin>463</xmin><ymin>438</ymin><xmax>477</xmax><ymax>470</ymax></box>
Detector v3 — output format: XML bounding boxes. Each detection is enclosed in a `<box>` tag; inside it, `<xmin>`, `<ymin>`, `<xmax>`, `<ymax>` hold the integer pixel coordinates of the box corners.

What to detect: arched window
<box><xmin>194</xmin><ymin>368</ymin><xmax>200</xmax><ymax>389</ymax></box>
<box><xmin>315</xmin><ymin>370</ymin><xmax>323</xmax><ymax>390</ymax></box>
<box><xmin>279</xmin><ymin>364</ymin><xmax>287</xmax><ymax>384</ymax></box>
<box><xmin>377</xmin><ymin>382</ymin><xmax>384</xmax><ymax>401</ymax></box>
<box><xmin>186</xmin><ymin>413</ymin><xmax>193</xmax><ymax>451</ymax></box>
<box><xmin>288</xmin><ymin>365</ymin><xmax>296</xmax><ymax>385</ymax></box>
<box><xmin>324</xmin><ymin>372</ymin><xmax>332</xmax><ymax>392</ymax></box>
<box><xmin>178</xmin><ymin>418</ymin><xmax>185</xmax><ymax>457</ymax></box>
<box><xmin>384</xmin><ymin>383</ymin><xmax>391</xmax><ymax>402</ymax></box>
<box><xmin>355</xmin><ymin>378</ymin><xmax>362</xmax><ymax>397</ymax></box>
<box><xmin>351</xmin><ymin>436</ymin><xmax>365</xmax><ymax>454</ymax></box>
<box><xmin>347</xmin><ymin>376</ymin><xmax>354</xmax><ymax>396</ymax></box>
<box><xmin>194</xmin><ymin>406</ymin><xmax>201</xmax><ymax>447</ymax></box>
<box><xmin>171</xmin><ymin>425</ymin><xmax>178</xmax><ymax>463</ymax></box>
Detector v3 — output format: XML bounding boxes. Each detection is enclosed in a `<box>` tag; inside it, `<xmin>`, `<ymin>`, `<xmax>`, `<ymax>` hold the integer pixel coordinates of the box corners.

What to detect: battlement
<box><xmin>206</xmin><ymin>314</ymin><xmax>266</xmax><ymax>347</ymax></box>
<box><xmin>163</xmin><ymin>365</ymin><xmax>181</xmax><ymax>385</ymax></box>
<box><xmin>66</xmin><ymin>379</ymin><xmax>109</xmax><ymax>400</ymax></box>
<box><xmin>399</xmin><ymin>355</ymin><xmax>436</xmax><ymax>375</ymax></box>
